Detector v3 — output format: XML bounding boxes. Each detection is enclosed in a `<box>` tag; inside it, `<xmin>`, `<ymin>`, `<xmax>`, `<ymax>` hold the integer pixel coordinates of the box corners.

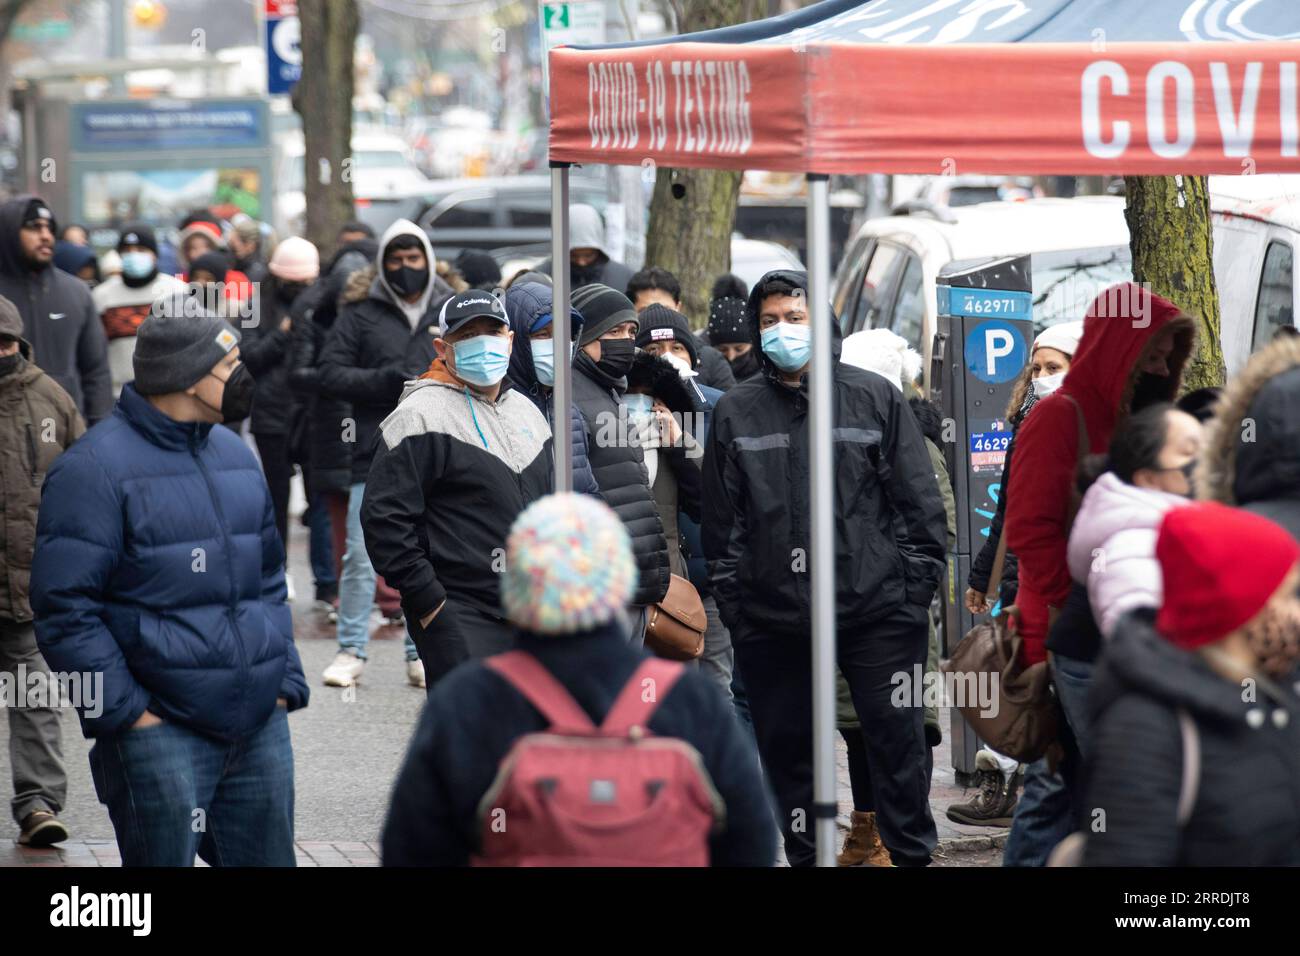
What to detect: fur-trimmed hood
<box><xmin>1196</xmin><ymin>334</ymin><xmax>1300</xmax><ymax>538</ymax></box>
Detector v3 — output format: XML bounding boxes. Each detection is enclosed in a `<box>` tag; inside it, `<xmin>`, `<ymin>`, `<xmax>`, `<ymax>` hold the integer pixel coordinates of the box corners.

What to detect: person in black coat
<box><xmin>287</xmin><ymin>237</ymin><xmax>376</xmax><ymax>603</ymax></box>
<box><xmin>569</xmin><ymin>284</ymin><xmax>671</xmax><ymax>622</ymax></box>
<box><xmin>1084</xmin><ymin>502</ymin><xmax>1300</xmax><ymax>866</ymax></box>
<box><xmin>316</xmin><ymin>220</ymin><xmax>453</xmax><ymax>689</ymax></box>
<box><xmin>381</xmin><ymin>493</ymin><xmax>776</xmax><ymax>866</ymax></box>
<box><xmin>702</xmin><ymin>269</ymin><xmax>947</xmax><ymax>868</ymax></box>
<box><xmin>241</xmin><ymin>237</ymin><xmax>319</xmax><ymax>561</ymax></box>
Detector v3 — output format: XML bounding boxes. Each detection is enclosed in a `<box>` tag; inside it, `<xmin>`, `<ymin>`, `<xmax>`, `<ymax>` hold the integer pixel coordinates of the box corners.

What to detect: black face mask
<box><xmin>385</xmin><ymin>265</ymin><xmax>429</xmax><ymax>298</ymax></box>
<box><xmin>0</xmin><ymin>352</ymin><xmax>22</xmax><ymax>378</ymax></box>
<box><xmin>276</xmin><ymin>282</ymin><xmax>305</xmax><ymax>305</ymax></box>
<box><xmin>595</xmin><ymin>338</ymin><xmax>636</xmax><ymax>380</ymax></box>
<box><xmin>571</xmin><ymin>259</ymin><xmax>604</xmax><ymax>287</ymax></box>
<box><xmin>729</xmin><ymin>348</ymin><xmax>761</xmax><ymax>381</ymax></box>
<box><xmin>1131</xmin><ymin>372</ymin><xmax>1170</xmax><ymax>413</ymax></box>
<box><xmin>200</xmin><ymin>363</ymin><xmax>255</xmax><ymax>424</ymax></box>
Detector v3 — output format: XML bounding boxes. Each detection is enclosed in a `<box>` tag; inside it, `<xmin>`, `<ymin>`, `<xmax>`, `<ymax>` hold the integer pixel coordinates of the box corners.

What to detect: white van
<box><xmin>1210</xmin><ymin>174</ymin><xmax>1299</xmax><ymax>367</ymax></box>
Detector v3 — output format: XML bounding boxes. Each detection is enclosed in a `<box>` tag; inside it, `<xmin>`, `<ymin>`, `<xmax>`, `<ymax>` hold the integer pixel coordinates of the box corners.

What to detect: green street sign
<box><xmin>543</xmin><ymin>4</ymin><xmax>570</xmax><ymax>30</ymax></box>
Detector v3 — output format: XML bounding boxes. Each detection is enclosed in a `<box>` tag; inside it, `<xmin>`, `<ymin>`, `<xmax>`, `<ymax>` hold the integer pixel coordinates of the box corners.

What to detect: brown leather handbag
<box><xmin>644</xmin><ymin>574</ymin><xmax>707</xmax><ymax>661</ymax></box>
<box><xmin>942</xmin><ymin>604</ymin><xmax>1059</xmax><ymax>763</ymax></box>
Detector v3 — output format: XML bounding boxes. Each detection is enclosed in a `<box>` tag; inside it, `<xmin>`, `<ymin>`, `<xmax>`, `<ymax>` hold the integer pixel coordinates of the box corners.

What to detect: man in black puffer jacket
<box><xmin>702</xmin><ymin>270</ymin><xmax>947</xmax><ymax>868</ymax></box>
<box><xmin>570</xmin><ymin>284</ymin><xmax>671</xmax><ymax>626</ymax></box>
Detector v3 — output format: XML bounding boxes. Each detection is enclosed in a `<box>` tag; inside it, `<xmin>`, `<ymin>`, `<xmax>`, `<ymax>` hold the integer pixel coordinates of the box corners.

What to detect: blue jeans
<box><xmin>337</xmin><ymin>482</ymin><xmax>417</xmax><ymax>662</ymax></box>
<box><xmin>88</xmin><ymin>708</ymin><xmax>295</xmax><ymax>866</ymax></box>
<box><xmin>1051</xmin><ymin>653</ymin><xmax>1095</xmax><ymax>762</ymax></box>
<box><xmin>307</xmin><ymin>492</ymin><xmax>337</xmax><ymax>595</ymax></box>
<box><xmin>1002</xmin><ymin>755</ymin><xmax>1073</xmax><ymax>867</ymax></box>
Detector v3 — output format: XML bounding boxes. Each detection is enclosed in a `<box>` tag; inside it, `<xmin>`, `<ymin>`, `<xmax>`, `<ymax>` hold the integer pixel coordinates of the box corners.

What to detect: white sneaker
<box><xmin>285</xmin><ymin>574</ymin><xmax>296</xmax><ymax>602</ymax></box>
<box><xmin>406</xmin><ymin>659</ymin><xmax>426</xmax><ymax>689</ymax></box>
<box><xmin>323</xmin><ymin>651</ymin><xmax>364</xmax><ymax>687</ymax></box>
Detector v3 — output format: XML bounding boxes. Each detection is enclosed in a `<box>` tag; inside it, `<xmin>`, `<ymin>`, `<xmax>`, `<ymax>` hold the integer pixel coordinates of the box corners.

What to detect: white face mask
<box><xmin>1031</xmin><ymin>371</ymin><xmax>1065</xmax><ymax>398</ymax></box>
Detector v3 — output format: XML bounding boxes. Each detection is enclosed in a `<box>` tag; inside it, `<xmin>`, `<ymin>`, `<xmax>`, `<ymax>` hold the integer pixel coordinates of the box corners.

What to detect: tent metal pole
<box><xmin>550</xmin><ymin>162</ymin><xmax>573</xmax><ymax>493</ymax></box>
<box><xmin>806</xmin><ymin>173</ymin><xmax>837</xmax><ymax>867</ymax></box>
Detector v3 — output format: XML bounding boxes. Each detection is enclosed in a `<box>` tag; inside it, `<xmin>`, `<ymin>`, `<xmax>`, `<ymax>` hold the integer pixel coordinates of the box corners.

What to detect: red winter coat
<box><xmin>1005</xmin><ymin>284</ymin><xmax>1194</xmax><ymax>665</ymax></box>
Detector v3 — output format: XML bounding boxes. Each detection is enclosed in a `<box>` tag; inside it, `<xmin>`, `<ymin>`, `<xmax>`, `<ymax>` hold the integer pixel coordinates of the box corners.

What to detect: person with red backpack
<box><xmin>381</xmin><ymin>492</ymin><xmax>776</xmax><ymax>866</ymax></box>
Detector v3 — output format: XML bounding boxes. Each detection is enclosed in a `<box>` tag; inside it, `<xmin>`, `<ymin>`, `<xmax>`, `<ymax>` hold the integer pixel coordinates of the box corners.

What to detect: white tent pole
<box><xmin>806</xmin><ymin>172</ymin><xmax>837</xmax><ymax>867</ymax></box>
<box><xmin>551</xmin><ymin>163</ymin><xmax>573</xmax><ymax>493</ymax></box>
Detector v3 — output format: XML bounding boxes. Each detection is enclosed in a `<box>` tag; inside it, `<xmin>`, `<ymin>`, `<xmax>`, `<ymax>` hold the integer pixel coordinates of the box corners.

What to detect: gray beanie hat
<box><xmin>133</xmin><ymin>313</ymin><xmax>242</xmax><ymax>395</ymax></box>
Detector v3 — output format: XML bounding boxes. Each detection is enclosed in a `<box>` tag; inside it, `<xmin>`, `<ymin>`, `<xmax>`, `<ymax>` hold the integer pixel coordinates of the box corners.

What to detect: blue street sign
<box><xmin>266</xmin><ymin>14</ymin><xmax>302</xmax><ymax>95</ymax></box>
<box><xmin>937</xmin><ymin>286</ymin><xmax>1033</xmax><ymax>321</ymax></box>
<box><xmin>964</xmin><ymin>319</ymin><xmax>1028</xmax><ymax>384</ymax></box>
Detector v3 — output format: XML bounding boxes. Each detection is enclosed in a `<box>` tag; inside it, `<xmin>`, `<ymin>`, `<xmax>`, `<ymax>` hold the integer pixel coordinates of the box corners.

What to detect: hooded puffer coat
<box><xmin>1067</xmin><ymin>472</ymin><xmax>1189</xmax><ymax>638</ymax></box>
<box><xmin>502</xmin><ymin>280</ymin><xmax>599</xmax><ymax>497</ymax></box>
<box><xmin>1197</xmin><ymin>334</ymin><xmax>1300</xmax><ymax>542</ymax></box>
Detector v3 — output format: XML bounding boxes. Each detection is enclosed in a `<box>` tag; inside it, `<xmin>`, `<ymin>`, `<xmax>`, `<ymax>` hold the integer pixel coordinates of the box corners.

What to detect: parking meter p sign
<box><xmin>965</xmin><ymin>320</ymin><xmax>1027</xmax><ymax>385</ymax></box>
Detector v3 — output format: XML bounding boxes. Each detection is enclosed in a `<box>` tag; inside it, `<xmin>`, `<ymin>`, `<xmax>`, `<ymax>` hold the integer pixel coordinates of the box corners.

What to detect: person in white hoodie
<box><xmin>1068</xmin><ymin>403</ymin><xmax>1201</xmax><ymax>639</ymax></box>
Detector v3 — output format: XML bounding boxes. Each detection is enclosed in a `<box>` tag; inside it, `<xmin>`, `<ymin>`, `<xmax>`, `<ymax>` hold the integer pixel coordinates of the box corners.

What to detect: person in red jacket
<box><xmin>1005</xmin><ymin>283</ymin><xmax>1195</xmax><ymax>668</ymax></box>
<box><xmin>999</xmin><ymin>282</ymin><xmax>1196</xmax><ymax>868</ymax></box>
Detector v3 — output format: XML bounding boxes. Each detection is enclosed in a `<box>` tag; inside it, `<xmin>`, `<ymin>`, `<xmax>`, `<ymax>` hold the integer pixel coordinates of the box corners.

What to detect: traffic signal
<box><xmin>132</xmin><ymin>0</ymin><xmax>167</xmax><ymax>29</ymax></box>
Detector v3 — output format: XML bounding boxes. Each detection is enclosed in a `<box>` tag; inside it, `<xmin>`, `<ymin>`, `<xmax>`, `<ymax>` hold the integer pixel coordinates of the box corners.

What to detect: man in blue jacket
<box><xmin>32</xmin><ymin>312</ymin><xmax>309</xmax><ymax>867</ymax></box>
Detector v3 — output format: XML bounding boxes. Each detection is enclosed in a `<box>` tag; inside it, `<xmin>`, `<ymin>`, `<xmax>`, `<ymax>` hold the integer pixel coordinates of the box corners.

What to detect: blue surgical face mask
<box><xmin>120</xmin><ymin>251</ymin><xmax>155</xmax><ymax>279</ymax></box>
<box><xmin>760</xmin><ymin>321</ymin><xmax>812</xmax><ymax>373</ymax></box>
<box><xmin>451</xmin><ymin>333</ymin><xmax>510</xmax><ymax>387</ymax></box>
<box><xmin>623</xmin><ymin>392</ymin><xmax>654</xmax><ymax>418</ymax></box>
<box><xmin>532</xmin><ymin>338</ymin><xmax>556</xmax><ymax>386</ymax></box>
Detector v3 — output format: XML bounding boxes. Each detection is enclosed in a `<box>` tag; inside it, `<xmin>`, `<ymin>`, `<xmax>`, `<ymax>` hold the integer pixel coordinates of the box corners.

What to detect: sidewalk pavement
<box><xmin>1</xmin><ymin>705</ymin><xmax>1008</xmax><ymax>868</ymax></box>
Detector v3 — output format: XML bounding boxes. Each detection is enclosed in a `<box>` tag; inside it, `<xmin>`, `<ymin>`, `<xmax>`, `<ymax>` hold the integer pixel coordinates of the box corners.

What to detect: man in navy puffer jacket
<box><xmin>32</xmin><ymin>311</ymin><xmax>309</xmax><ymax>867</ymax></box>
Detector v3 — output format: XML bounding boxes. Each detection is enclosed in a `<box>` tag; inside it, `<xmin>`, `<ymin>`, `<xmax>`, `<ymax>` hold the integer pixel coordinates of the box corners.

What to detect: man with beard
<box><xmin>0</xmin><ymin>196</ymin><xmax>111</xmax><ymax>425</ymax></box>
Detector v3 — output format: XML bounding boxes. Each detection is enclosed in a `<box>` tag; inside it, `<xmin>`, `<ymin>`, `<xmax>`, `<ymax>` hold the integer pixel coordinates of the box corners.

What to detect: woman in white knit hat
<box><xmin>947</xmin><ymin>320</ymin><xmax>1084</xmax><ymax>832</ymax></box>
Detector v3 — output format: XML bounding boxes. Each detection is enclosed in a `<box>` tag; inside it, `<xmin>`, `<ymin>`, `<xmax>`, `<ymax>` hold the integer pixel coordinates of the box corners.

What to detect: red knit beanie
<box><xmin>1155</xmin><ymin>501</ymin><xmax>1300</xmax><ymax>650</ymax></box>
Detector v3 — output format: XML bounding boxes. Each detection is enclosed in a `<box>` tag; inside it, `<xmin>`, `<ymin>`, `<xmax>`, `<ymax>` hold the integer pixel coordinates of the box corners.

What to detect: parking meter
<box><xmin>930</xmin><ymin>255</ymin><xmax>1033</xmax><ymax>780</ymax></box>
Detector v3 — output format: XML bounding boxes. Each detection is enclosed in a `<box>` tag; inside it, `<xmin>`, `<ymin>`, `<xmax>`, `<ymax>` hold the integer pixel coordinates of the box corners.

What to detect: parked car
<box><xmin>273</xmin><ymin>128</ymin><xmax>431</xmax><ymax>237</ymax></box>
<box><xmin>1209</xmin><ymin>174</ymin><xmax>1299</xmax><ymax>362</ymax></box>
<box><xmin>833</xmin><ymin>188</ymin><xmax>1298</xmax><ymax>393</ymax></box>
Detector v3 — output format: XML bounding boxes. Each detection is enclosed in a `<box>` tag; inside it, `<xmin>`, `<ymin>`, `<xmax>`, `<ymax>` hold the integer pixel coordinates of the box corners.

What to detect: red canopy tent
<box><xmin>542</xmin><ymin>0</ymin><xmax>1300</xmax><ymax>865</ymax></box>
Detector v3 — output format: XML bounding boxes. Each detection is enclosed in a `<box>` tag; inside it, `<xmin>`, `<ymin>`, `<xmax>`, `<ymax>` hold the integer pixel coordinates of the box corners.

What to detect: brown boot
<box><xmin>837</xmin><ymin>811</ymin><xmax>894</xmax><ymax>867</ymax></box>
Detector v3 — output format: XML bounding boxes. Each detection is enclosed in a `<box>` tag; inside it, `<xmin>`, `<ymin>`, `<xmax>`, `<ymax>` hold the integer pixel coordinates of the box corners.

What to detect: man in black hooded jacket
<box><xmin>702</xmin><ymin>270</ymin><xmax>947</xmax><ymax>867</ymax></box>
<box><xmin>0</xmin><ymin>195</ymin><xmax>111</xmax><ymax>425</ymax></box>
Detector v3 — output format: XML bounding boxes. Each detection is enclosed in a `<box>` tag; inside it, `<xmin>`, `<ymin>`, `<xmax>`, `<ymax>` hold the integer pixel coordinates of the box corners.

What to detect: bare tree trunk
<box><xmin>1124</xmin><ymin>175</ymin><xmax>1226</xmax><ymax>390</ymax></box>
<box><xmin>644</xmin><ymin>0</ymin><xmax>745</xmax><ymax>325</ymax></box>
<box><xmin>292</xmin><ymin>0</ymin><xmax>358</xmax><ymax>255</ymax></box>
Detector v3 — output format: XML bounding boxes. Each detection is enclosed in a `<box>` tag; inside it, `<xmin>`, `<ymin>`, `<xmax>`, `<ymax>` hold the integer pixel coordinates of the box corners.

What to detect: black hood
<box><xmin>744</xmin><ymin>269</ymin><xmax>843</xmax><ymax>384</ymax></box>
<box><xmin>1236</xmin><ymin>365</ymin><xmax>1300</xmax><ymax>512</ymax></box>
<box><xmin>0</xmin><ymin>193</ymin><xmax>51</xmax><ymax>276</ymax></box>
<box><xmin>1093</xmin><ymin>610</ymin><xmax>1298</xmax><ymax>728</ymax></box>
<box><xmin>909</xmin><ymin>396</ymin><xmax>944</xmax><ymax>445</ymax></box>
<box><xmin>503</xmin><ymin>280</ymin><xmax>583</xmax><ymax>415</ymax></box>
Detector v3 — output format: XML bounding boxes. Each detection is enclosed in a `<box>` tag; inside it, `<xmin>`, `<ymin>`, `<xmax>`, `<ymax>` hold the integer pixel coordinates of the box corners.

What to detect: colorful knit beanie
<box><xmin>501</xmin><ymin>493</ymin><xmax>636</xmax><ymax>635</ymax></box>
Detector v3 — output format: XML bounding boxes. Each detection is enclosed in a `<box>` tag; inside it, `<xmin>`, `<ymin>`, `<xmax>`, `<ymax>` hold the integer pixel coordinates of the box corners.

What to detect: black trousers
<box><xmin>255</xmin><ymin>433</ymin><xmax>292</xmax><ymax>558</ymax></box>
<box><xmin>735</xmin><ymin>603</ymin><xmax>937</xmax><ymax>867</ymax></box>
<box><xmin>411</xmin><ymin>599</ymin><xmax>516</xmax><ymax>693</ymax></box>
